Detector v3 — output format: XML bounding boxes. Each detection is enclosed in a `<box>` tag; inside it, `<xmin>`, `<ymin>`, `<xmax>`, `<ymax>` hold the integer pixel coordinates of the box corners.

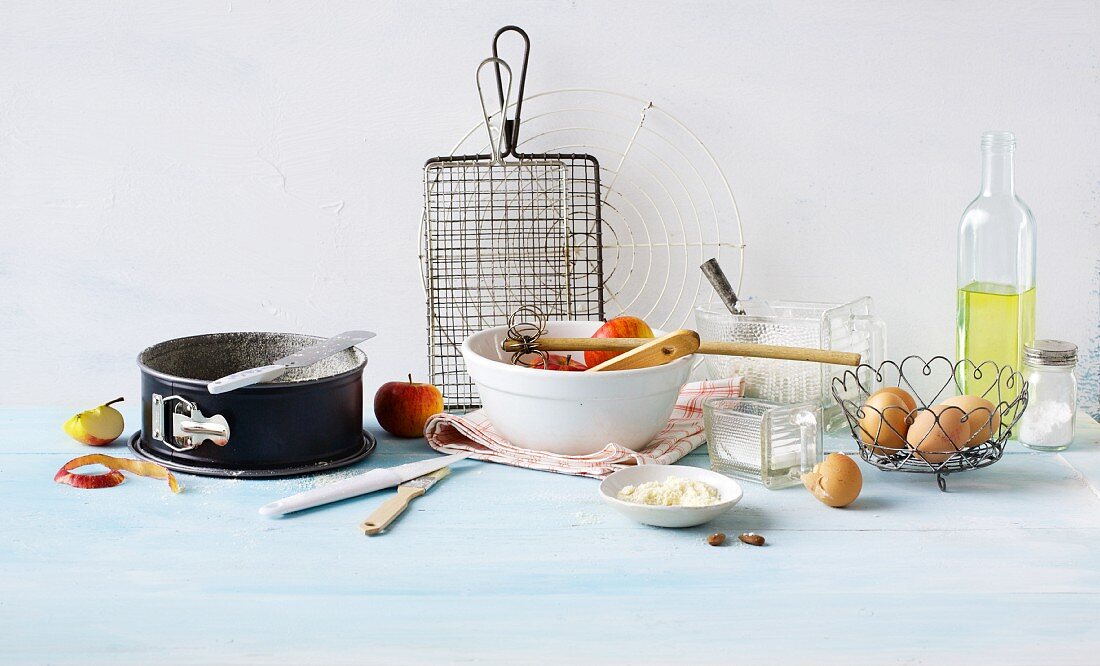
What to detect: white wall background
<box><xmin>2</xmin><ymin>1</ymin><xmax>1097</xmax><ymax>410</ymax></box>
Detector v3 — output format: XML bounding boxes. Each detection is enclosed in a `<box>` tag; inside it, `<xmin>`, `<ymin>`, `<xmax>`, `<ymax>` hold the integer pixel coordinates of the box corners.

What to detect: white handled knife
<box><xmin>208</xmin><ymin>330</ymin><xmax>376</xmax><ymax>394</ymax></box>
<box><xmin>258</xmin><ymin>452</ymin><xmax>470</xmax><ymax>517</ymax></box>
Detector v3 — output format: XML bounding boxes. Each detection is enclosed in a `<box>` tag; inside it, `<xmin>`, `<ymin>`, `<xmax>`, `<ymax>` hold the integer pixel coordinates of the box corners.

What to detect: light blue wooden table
<box><xmin>3</xmin><ymin>406</ymin><xmax>1099</xmax><ymax>665</ymax></box>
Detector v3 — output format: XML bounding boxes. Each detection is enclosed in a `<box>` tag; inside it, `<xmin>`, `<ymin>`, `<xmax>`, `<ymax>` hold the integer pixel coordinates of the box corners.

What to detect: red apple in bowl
<box><xmin>373</xmin><ymin>375</ymin><xmax>444</xmax><ymax>438</ymax></box>
<box><xmin>531</xmin><ymin>354</ymin><xmax>588</xmax><ymax>371</ymax></box>
<box><xmin>584</xmin><ymin>316</ymin><xmax>654</xmax><ymax>368</ymax></box>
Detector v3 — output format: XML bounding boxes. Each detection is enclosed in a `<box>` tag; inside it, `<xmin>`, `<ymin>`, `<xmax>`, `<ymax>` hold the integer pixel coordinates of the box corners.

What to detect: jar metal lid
<box><xmin>1024</xmin><ymin>340</ymin><xmax>1077</xmax><ymax>367</ymax></box>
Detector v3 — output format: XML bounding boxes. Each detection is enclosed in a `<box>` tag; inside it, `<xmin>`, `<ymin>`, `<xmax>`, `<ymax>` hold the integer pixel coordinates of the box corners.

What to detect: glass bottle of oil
<box><xmin>956</xmin><ymin>131</ymin><xmax>1036</xmax><ymax>397</ymax></box>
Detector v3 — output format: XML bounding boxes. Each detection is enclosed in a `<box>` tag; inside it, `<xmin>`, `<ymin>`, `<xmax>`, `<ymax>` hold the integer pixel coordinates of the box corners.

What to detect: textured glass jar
<box><xmin>703</xmin><ymin>397</ymin><xmax>822</xmax><ymax>489</ymax></box>
<box><xmin>956</xmin><ymin>131</ymin><xmax>1037</xmax><ymax>396</ymax></box>
<box><xmin>695</xmin><ymin>297</ymin><xmax>885</xmax><ymax>432</ymax></box>
<box><xmin>1018</xmin><ymin>340</ymin><xmax>1077</xmax><ymax>452</ymax></box>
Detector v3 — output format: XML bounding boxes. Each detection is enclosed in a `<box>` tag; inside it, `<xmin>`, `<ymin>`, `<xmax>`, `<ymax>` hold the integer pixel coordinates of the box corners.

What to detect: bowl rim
<box><xmin>462</xmin><ymin>322</ymin><xmax>695</xmax><ymax>378</ymax></box>
<box><xmin>598</xmin><ymin>465</ymin><xmax>743</xmax><ymax>512</ymax></box>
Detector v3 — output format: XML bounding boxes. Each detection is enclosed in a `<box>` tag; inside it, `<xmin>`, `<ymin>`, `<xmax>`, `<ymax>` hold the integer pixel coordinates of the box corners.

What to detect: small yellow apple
<box><xmin>63</xmin><ymin>398</ymin><xmax>125</xmax><ymax>446</ymax></box>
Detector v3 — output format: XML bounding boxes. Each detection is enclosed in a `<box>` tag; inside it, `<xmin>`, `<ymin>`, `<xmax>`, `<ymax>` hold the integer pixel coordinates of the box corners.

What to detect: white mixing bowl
<box><xmin>461</xmin><ymin>321</ymin><xmax>694</xmax><ymax>455</ymax></box>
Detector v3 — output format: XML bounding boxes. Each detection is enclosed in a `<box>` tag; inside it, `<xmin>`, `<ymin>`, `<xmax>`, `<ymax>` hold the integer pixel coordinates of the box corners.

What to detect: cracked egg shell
<box><xmin>802</xmin><ymin>452</ymin><xmax>863</xmax><ymax>508</ymax></box>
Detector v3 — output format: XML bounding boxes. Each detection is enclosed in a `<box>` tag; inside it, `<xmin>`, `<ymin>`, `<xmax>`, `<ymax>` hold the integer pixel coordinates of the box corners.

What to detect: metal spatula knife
<box><xmin>208</xmin><ymin>330</ymin><xmax>376</xmax><ymax>394</ymax></box>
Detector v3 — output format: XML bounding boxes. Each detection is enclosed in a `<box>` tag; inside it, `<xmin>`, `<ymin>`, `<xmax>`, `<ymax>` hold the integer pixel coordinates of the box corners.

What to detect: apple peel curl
<box><xmin>54</xmin><ymin>454</ymin><xmax>181</xmax><ymax>493</ymax></box>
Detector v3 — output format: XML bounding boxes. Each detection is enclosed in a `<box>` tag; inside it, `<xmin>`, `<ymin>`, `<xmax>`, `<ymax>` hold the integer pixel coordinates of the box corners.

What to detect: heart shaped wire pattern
<box><xmin>831</xmin><ymin>356</ymin><xmax>1029</xmax><ymax>491</ymax></box>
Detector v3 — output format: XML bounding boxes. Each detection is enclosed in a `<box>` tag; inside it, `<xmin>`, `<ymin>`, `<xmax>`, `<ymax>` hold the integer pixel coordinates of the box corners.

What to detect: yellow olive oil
<box><xmin>956</xmin><ymin>282</ymin><xmax>1035</xmax><ymax>396</ymax></box>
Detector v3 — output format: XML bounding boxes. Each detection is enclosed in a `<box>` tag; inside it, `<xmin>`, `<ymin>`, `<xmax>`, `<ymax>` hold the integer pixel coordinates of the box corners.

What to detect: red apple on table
<box><xmin>584</xmin><ymin>316</ymin><xmax>654</xmax><ymax>368</ymax></box>
<box><xmin>531</xmin><ymin>353</ymin><xmax>588</xmax><ymax>371</ymax></box>
<box><xmin>373</xmin><ymin>375</ymin><xmax>444</xmax><ymax>438</ymax></box>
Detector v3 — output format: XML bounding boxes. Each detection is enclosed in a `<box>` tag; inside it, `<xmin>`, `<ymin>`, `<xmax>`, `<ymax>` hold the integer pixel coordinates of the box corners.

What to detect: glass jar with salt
<box><xmin>1018</xmin><ymin>340</ymin><xmax>1078</xmax><ymax>452</ymax></box>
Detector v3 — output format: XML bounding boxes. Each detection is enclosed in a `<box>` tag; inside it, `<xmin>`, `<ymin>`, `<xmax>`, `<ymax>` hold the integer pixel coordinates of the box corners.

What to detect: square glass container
<box><xmin>703</xmin><ymin>397</ymin><xmax>822</xmax><ymax>489</ymax></box>
<box><xmin>695</xmin><ymin>297</ymin><xmax>885</xmax><ymax>431</ymax></box>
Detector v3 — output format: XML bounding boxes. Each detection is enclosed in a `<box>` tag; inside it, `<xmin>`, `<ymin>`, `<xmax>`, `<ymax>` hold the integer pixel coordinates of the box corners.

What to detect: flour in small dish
<box><xmin>616</xmin><ymin>476</ymin><xmax>721</xmax><ymax>507</ymax></box>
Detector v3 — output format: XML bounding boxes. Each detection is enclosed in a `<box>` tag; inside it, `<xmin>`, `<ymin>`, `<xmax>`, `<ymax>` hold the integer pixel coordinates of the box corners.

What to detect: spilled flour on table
<box><xmin>194</xmin><ymin>478</ymin><xmax>241</xmax><ymax>495</ymax></box>
<box><xmin>187</xmin><ymin>467</ymin><xmax>368</xmax><ymax>498</ymax></box>
<box><xmin>572</xmin><ymin>511</ymin><xmax>603</xmax><ymax>526</ymax></box>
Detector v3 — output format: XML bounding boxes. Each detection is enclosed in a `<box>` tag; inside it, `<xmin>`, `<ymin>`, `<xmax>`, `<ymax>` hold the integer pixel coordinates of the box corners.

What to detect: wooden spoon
<box><xmin>505</xmin><ymin>334</ymin><xmax>861</xmax><ymax>367</ymax></box>
<box><xmin>586</xmin><ymin>330</ymin><xmax>701</xmax><ymax>372</ymax></box>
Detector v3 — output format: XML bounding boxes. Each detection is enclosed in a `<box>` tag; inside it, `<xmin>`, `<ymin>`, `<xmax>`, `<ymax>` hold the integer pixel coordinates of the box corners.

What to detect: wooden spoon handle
<box><xmin>586</xmin><ymin>329</ymin><xmax>701</xmax><ymax>372</ymax></box>
<box><xmin>503</xmin><ymin>335</ymin><xmax>860</xmax><ymax>367</ymax></box>
<box><xmin>698</xmin><ymin>341</ymin><xmax>860</xmax><ymax>366</ymax></box>
<box><xmin>507</xmin><ymin>337</ymin><xmax>654</xmax><ymax>352</ymax></box>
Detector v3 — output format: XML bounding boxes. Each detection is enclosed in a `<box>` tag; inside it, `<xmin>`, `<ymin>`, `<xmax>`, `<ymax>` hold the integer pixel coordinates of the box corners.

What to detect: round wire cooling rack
<box><xmin>440</xmin><ymin>88</ymin><xmax>746</xmax><ymax>331</ymax></box>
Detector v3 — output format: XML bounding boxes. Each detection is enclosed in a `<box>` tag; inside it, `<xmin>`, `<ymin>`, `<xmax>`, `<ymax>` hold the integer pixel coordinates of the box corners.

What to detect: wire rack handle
<box><xmin>476</xmin><ymin>57</ymin><xmax>513</xmax><ymax>165</ymax></box>
<box><xmin>492</xmin><ymin>25</ymin><xmax>531</xmax><ymax>157</ymax></box>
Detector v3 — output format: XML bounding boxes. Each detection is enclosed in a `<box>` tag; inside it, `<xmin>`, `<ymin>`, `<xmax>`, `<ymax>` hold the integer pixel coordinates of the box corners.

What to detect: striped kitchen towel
<box><xmin>423</xmin><ymin>377</ymin><xmax>745</xmax><ymax>479</ymax></box>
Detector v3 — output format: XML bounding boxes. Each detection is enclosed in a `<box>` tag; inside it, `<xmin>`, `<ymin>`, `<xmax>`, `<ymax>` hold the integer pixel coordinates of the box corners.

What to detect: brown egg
<box><xmin>857</xmin><ymin>389</ymin><xmax>915</xmax><ymax>455</ymax></box>
<box><xmin>940</xmin><ymin>395</ymin><xmax>1001</xmax><ymax>446</ymax></box>
<box><xmin>876</xmin><ymin>386</ymin><xmax>917</xmax><ymax>411</ymax></box>
<box><xmin>907</xmin><ymin>406</ymin><xmax>970</xmax><ymax>464</ymax></box>
<box><xmin>801</xmin><ymin>453</ymin><xmax>863</xmax><ymax>508</ymax></box>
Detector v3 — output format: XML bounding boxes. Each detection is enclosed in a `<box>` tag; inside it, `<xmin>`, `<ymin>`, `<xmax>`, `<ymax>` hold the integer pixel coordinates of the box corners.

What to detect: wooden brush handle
<box><xmin>361</xmin><ymin>486</ymin><xmax>424</xmax><ymax>536</ymax></box>
<box><xmin>504</xmin><ymin>335</ymin><xmax>861</xmax><ymax>366</ymax></box>
<box><xmin>586</xmin><ymin>330</ymin><xmax>700</xmax><ymax>372</ymax></box>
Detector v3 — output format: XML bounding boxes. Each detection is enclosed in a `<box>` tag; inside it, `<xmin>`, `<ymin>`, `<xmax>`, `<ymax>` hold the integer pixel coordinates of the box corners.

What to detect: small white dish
<box><xmin>599</xmin><ymin>464</ymin><xmax>743</xmax><ymax>528</ymax></box>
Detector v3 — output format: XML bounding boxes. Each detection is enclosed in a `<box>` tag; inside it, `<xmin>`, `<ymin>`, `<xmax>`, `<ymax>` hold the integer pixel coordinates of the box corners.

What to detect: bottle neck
<box><xmin>981</xmin><ymin>150</ymin><xmax>1015</xmax><ymax>196</ymax></box>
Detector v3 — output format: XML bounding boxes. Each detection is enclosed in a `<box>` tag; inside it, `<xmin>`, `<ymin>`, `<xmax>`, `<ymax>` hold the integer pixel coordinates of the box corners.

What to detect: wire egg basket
<box><xmin>831</xmin><ymin>356</ymin><xmax>1029</xmax><ymax>491</ymax></box>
